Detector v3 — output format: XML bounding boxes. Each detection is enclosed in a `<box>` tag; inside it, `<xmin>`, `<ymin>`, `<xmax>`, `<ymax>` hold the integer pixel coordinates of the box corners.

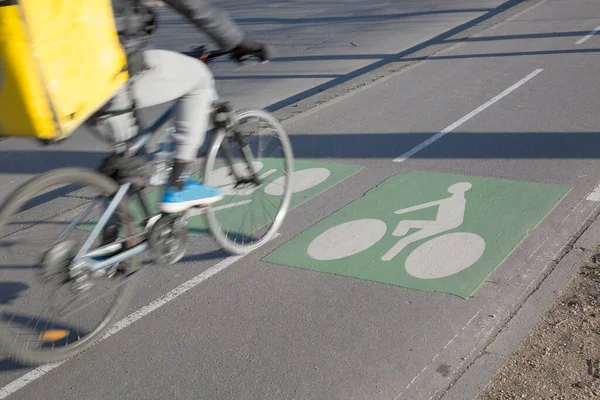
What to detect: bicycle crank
<box><xmin>149</xmin><ymin>214</ymin><xmax>189</xmax><ymax>265</ymax></box>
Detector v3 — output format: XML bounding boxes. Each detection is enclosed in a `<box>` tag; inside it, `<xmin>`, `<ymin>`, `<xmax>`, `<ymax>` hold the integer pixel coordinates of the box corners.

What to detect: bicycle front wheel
<box><xmin>0</xmin><ymin>168</ymin><xmax>136</xmax><ymax>365</ymax></box>
<box><xmin>204</xmin><ymin>109</ymin><xmax>294</xmax><ymax>254</ymax></box>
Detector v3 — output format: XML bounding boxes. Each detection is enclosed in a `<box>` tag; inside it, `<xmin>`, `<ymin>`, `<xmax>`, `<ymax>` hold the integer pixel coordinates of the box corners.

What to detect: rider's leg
<box><xmin>104</xmin><ymin>50</ymin><xmax>222</xmax><ymax>213</ymax></box>
<box><xmin>382</xmin><ymin>226</ymin><xmax>445</xmax><ymax>261</ymax></box>
<box><xmin>392</xmin><ymin>220</ymin><xmax>434</xmax><ymax>237</ymax></box>
<box><xmin>159</xmin><ymin>72</ymin><xmax>224</xmax><ymax>213</ymax></box>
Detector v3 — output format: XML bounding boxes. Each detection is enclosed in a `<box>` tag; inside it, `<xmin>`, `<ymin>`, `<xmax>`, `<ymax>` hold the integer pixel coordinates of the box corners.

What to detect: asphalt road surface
<box><xmin>1</xmin><ymin>0</ymin><xmax>600</xmax><ymax>399</ymax></box>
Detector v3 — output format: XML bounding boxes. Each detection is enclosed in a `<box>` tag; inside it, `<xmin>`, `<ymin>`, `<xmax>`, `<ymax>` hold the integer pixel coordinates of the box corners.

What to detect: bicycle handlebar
<box><xmin>181</xmin><ymin>46</ymin><xmax>268</xmax><ymax>64</ymax></box>
<box><xmin>181</xmin><ymin>47</ymin><xmax>229</xmax><ymax>62</ymax></box>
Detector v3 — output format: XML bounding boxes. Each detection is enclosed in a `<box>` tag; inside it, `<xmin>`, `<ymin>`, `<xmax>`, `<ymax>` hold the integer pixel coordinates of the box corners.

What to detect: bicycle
<box><xmin>0</xmin><ymin>47</ymin><xmax>294</xmax><ymax>366</ymax></box>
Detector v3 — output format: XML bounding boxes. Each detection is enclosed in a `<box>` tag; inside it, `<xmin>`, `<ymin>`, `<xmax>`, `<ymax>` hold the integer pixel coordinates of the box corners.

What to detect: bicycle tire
<box><xmin>0</xmin><ymin>168</ymin><xmax>136</xmax><ymax>366</ymax></box>
<box><xmin>204</xmin><ymin>109</ymin><xmax>294</xmax><ymax>254</ymax></box>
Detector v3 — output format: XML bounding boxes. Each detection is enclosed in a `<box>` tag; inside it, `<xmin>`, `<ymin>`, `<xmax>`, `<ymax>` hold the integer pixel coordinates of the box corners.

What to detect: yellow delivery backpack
<box><xmin>0</xmin><ymin>0</ymin><xmax>129</xmax><ymax>142</ymax></box>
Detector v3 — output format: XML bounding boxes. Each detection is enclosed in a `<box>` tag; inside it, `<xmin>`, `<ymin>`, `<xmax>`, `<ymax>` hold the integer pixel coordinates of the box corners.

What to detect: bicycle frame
<box><xmin>0</xmin><ymin>47</ymin><xmax>284</xmax><ymax>367</ymax></box>
<box><xmin>67</xmin><ymin>50</ymin><xmax>261</xmax><ymax>274</ymax></box>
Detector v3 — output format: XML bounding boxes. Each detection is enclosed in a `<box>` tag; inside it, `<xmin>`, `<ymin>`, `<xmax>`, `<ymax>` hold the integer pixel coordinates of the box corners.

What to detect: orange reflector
<box><xmin>39</xmin><ymin>329</ymin><xmax>70</xmax><ymax>342</ymax></box>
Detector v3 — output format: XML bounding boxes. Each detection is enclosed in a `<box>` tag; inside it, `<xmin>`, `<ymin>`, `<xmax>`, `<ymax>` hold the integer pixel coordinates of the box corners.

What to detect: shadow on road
<box><xmin>180</xmin><ymin>248</ymin><xmax>229</xmax><ymax>263</ymax></box>
<box><xmin>0</xmin><ymin>282</ymin><xmax>28</xmax><ymax>305</ymax></box>
<box><xmin>0</xmin><ymin>285</ymin><xmax>31</xmax><ymax>371</ymax></box>
<box><xmin>0</xmin><ymin>358</ymin><xmax>27</xmax><ymax>373</ymax></box>
<box><xmin>4</xmin><ymin>130</ymin><xmax>600</xmax><ymax>174</ymax></box>
<box><xmin>443</xmin><ymin>30</ymin><xmax>595</xmax><ymax>43</ymax></box>
<box><xmin>401</xmin><ymin>47</ymin><xmax>600</xmax><ymax>62</ymax></box>
<box><xmin>0</xmin><ymin>150</ymin><xmax>104</xmax><ymax>175</ymax></box>
<box><xmin>287</xmin><ymin>131</ymin><xmax>600</xmax><ymax>159</ymax></box>
<box><xmin>157</xmin><ymin>8</ymin><xmax>494</xmax><ymax>26</ymax></box>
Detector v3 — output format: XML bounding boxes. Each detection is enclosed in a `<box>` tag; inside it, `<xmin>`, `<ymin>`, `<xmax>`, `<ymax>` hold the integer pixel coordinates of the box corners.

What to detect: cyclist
<box><xmin>105</xmin><ymin>0</ymin><xmax>269</xmax><ymax>214</ymax></box>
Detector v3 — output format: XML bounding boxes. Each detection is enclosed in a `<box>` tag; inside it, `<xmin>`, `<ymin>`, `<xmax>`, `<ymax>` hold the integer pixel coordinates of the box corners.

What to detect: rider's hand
<box><xmin>231</xmin><ymin>40</ymin><xmax>269</xmax><ymax>63</ymax></box>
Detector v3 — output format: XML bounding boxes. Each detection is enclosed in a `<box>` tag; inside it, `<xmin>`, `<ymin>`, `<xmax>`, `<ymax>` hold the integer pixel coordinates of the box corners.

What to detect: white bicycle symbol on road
<box><xmin>202</xmin><ymin>162</ymin><xmax>332</xmax><ymax>212</ymax></box>
<box><xmin>307</xmin><ymin>182</ymin><xmax>487</xmax><ymax>279</ymax></box>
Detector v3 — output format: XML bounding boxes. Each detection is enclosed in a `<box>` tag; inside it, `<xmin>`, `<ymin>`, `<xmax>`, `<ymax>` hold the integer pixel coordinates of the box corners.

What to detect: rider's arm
<box><xmin>162</xmin><ymin>0</ymin><xmax>244</xmax><ymax>50</ymax></box>
<box><xmin>394</xmin><ymin>200</ymin><xmax>442</xmax><ymax>215</ymax></box>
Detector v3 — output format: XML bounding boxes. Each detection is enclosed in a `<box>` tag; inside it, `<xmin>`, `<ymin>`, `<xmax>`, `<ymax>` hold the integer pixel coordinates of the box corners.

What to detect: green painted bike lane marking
<box><xmin>263</xmin><ymin>171</ymin><xmax>570</xmax><ymax>298</ymax></box>
<box><xmin>79</xmin><ymin>159</ymin><xmax>362</xmax><ymax>236</ymax></box>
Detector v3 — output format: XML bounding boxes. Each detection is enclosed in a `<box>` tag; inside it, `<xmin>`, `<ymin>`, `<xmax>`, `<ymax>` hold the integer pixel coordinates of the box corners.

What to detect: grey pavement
<box><xmin>1</xmin><ymin>0</ymin><xmax>600</xmax><ymax>399</ymax></box>
<box><xmin>0</xmin><ymin>0</ymin><xmax>510</xmax><ymax>202</ymax></box>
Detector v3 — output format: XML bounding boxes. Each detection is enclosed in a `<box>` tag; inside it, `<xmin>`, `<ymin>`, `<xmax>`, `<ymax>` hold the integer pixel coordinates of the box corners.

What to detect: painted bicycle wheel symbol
<box><xmin>307</xmin><ymin>182</ymin><xmax>486</xmax><ymax>279</ymax></box>
<box><xmin>207</xmin><ymin>162</ymin><xmax>332</xmax><ymax>210</ymax></box>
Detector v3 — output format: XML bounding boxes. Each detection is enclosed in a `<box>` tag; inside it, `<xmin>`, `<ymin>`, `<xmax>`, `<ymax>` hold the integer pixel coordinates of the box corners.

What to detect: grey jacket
<box><xmin>162</xmin><ymin>0</ymin><xmax>244</xmax><ymax>50</ymax></box>
<box><xmin>113</xmin><ymin>0</ymin><xmax>244</xmax><ymax>73</ymax></box>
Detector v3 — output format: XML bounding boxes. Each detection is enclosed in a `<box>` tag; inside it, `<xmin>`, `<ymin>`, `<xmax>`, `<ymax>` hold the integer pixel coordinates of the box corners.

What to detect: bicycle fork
<box><xmin>214</xmin><ymin>103</ymin><xmax>261</xmax><ymax>186</ymax></box>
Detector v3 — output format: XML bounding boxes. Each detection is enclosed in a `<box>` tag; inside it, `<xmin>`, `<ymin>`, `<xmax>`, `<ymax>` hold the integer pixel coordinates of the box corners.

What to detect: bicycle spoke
<box><xmin>58</xmin><ymin>277</ymin><xmax>131</xmax><ymax>319</ymax></box>
<box><xmin>0</xmin><ymin>170</ymin><xmax>135</xmax><ymax>364</ymax></box>
<box><xmin>205</xmin><ymin>109</ymin><xmax>292</xmax><ymax>253</ymax></box>
<box><xmin>237</xmin><ymin>206</ymin><xmax>251</xmax><ymax>240</ymax></box>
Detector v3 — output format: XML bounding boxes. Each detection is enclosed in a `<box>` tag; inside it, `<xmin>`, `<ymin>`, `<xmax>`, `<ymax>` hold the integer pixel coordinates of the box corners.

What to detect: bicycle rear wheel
<box><xmin>0</xmin><ymin>168</ymin><xmax>136</xmax><ymax>365</ymax></box>
<box><xmin>204</xmin><ymin>109</ymin><xmax>293</xmax><ymax>254</ymax></box>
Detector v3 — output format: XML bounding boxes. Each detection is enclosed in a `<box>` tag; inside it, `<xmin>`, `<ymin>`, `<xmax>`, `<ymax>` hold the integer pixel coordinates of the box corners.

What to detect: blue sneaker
<box><xmin>159</xmin><ymin>180</ymin><xmax>224</xmax><ymax>213</ymax></box>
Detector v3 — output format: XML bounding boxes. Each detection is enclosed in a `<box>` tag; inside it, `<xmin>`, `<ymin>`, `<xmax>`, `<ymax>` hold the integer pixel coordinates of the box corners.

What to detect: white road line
<box><xmin>393</xmin><ymin>69</ymin><xmax>544</xmax><ymax>163</ymax></box>
<box><xmin>185</xmin><ymin>200</ymin><xmax>254</xmax><ymax>217</ymax></box>
<box><xmin>586</xmin><ymin>181</ymin><xmax>600</xmax><ymax>202</ymax></box>
<box><xmin>0</xmin><ymin>364</ymin><xmax>62</xmax><ymax>400</ymax></box>
<box><xmin>102</xmin><ymin>254</ymin><xmax>247</xmax><ymax>339</ymax></box>
<box><xmin>393</xmin><ymin>311</ymin><xmax>481</xmax><ymax>400</ymax></box>
<box><xmin>576</xmin><ymin>24</ymin><xmax>600</xmax><ymax>45</ymax></box>
<box><xmin>0</xmin><ymin>246</ymin><xmax>261</xmax><ymax>399</ymax></box>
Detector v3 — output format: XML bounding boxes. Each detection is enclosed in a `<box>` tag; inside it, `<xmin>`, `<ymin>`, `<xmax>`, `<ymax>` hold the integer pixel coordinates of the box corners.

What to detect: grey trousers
<box><xmin>104</xmin><ymin>49</ymin><xmax>215</xmax><ymax>161</ymax></box>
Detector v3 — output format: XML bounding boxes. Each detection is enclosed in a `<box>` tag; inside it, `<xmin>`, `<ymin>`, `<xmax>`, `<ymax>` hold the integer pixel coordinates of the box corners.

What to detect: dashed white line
<box><xmin>393</xmin><ymin>311</ymin><xmax>481</xmax><ymax>400</ymax></box>
<box><xmin>102</xmin><ymin>253</ymin><xmax>247</xmax><ymax>339</ymax></box>
<box><xmin>0</xmin><ymin>247</ymin><xmax>260</xmax><ymax>399</ymax></box>
<box><xmin>393</xmin><ymin>69</ymin><xmax>544</xmax><ymax>163</ymax></box>
<box><xmin>576</xmin><ymin>24</ymin><xmax>600</xmax><ymax>45</ymax></box>
<box><xmin>0</xmin><ymin>364</ymin><xmax>62</xmax><ymax>400</ymax></box>
<box><xmin>529</xmin><ymin>236</ymin><xmax>549</xmax><ymax>259</ymax></box>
